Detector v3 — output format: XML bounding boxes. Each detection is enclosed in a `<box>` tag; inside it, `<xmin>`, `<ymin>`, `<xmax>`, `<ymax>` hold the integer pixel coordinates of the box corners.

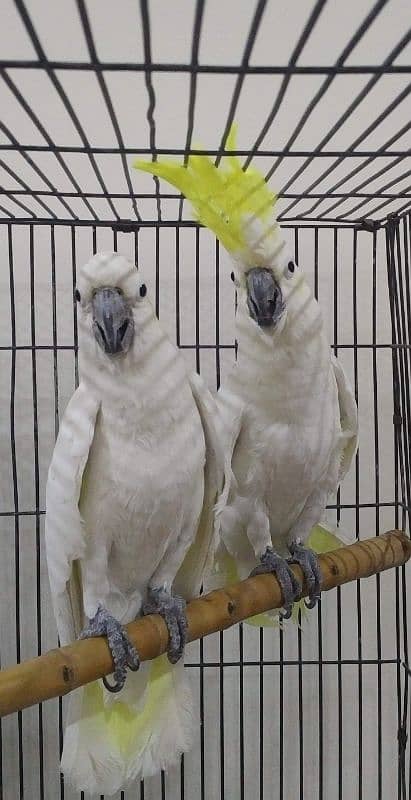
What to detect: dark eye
<box><xmin>139</xmin><ymin>283</ymin><xmax>147</xmax><ymax>298</ymax></box>
<box><xmin>74</xmin><ymin>288</ymin><xmax>81</xmax><ymax>302</ymax></box>
<box><xmin>288</xmin><ymin>261</ymin><xmax>295</xmax><ymax>273</ymax></box>
<box><xmin>231</xmin><ymin>271</ymin><xmax>235</xmax><ymax>282</ymax></box>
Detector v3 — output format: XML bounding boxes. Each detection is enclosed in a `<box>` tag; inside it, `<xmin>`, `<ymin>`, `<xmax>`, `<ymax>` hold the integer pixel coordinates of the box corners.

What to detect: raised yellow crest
<box><xmin>134</xmin><ymin>125</ymin><xmax>276</xmax><ymax>256</ymax></box>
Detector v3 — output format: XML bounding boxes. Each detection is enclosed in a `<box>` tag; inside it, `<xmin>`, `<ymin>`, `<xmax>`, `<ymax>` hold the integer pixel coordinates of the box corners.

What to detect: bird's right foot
<box><xmin>249</xmin><ymin>546</ymin><xmax>302</xmax><ymax>618</ymax></box>
<box><xmin>79</xmin><ymin>605</ymin><xmax>140</xmax><ymax>693</ymax></box>
<box><xmin>143</xmin><ymin>587</ymin><xmax>187</xmax><ymax>665</ymax></box>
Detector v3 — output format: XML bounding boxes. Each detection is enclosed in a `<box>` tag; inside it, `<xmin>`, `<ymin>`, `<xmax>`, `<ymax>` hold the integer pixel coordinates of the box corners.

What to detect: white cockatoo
<box><xmin>214</xmin><ymin>227</ymin><xmax>358</xmax><ymax>611</ymax></box>
<box><xmin>135</xmin><ymin>125</ymin><xmax>358</xmax><ymax>614</ymax></box>
<box><xmin>45</xmin><ymin>251</ymin><xmax>226</xmax><ymax>795</ymax></box>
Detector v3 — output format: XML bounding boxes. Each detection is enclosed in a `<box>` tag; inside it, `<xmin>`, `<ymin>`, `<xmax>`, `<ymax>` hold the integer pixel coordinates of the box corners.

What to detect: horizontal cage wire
<box><xmin>0</xmin><ymin>1</ymin><xmax>410</xmax><ymax>800</ymax></box>
<box><xmin>0</xmin><ymin>0</ymin><xmax>409</xmax><ymax>224</ymax></box>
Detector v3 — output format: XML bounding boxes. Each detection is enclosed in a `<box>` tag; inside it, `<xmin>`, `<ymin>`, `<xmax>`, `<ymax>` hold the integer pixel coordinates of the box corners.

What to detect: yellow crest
<box><xmin>134</xmin><ymin>125</ymin><xmax>276</xmax><ymax>256</ymax></box>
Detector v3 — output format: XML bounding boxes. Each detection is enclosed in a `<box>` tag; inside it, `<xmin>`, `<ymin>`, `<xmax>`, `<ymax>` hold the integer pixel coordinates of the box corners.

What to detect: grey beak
<box><xmin>246</xmin><ymin>268</ymin><xmax>284</xmax><ymax>328</ymax></box>
<box><xmin>92</xmin><ymin>287</ymin><xmax>134</xmax><ymax>355</ymax></box>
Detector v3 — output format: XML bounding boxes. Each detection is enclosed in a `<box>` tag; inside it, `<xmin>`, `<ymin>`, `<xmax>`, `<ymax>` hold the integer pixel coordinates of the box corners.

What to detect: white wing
<box><xmin>174</xmin><ymin>373</ymin><xmax>230</xmax><ymax>600</ymax></box>
<box><xmin>45</xmin><ymin>383</ymin><xmax>100</xmax><ymax>645</ymax></box>
<box><xmin>331</xmin><ymin>354</ymin><xmax>359</xmax><ymax>484</ymax></box>
<box><xmin>215</xmin><ymin>385</ymin><xmax>244</xmax><ymax>469</ymax></box>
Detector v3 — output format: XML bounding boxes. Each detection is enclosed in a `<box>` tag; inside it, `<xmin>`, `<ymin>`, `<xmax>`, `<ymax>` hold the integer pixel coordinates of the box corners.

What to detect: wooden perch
<box><xmin>0</xmin><ymin>530</ymin><xmax>409</xmax><ymax>718</ymax></box>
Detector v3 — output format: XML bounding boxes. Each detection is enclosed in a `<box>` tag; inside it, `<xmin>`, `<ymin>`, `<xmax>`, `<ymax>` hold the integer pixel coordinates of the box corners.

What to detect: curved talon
<box><xmin>250</xmin><ymin>547</ymin><xmax>302</xmax><ymax>613</ymax></box>
<box><xmin>143</xmin><ymin>587</ymin><xmax>187</xmax><ymax>664</ymax></box>
<box><xmin>304</xmin><ymin>595</ymin><xmax>320</xmax><ymax>610</ymax></box>
<box><xmin>103</xmin><ymin>673</ymin><xmax>126</xmax><ymax>693</ymax></box>
<box><xmin>121</xmin><ymin>631</ymin><xmax>140</xmax><ymax>672</ymax></box>
<box><xmin>288</xmin><ymin>541</ymin><xmax>322</xmax><ymax>608</ymax></box>
<box><xmin>79</xmin><ymin>605</ymin><xmax>140</xmax><ymax>692</ymax></box>
<box><xmin>280</xmin><ymin>605</ymin><xmax>293</xmax><ymax>620</ymax></box>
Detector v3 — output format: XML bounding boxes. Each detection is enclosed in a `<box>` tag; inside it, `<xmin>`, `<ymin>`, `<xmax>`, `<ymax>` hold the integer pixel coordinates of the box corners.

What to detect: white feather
<box><xmin>125</xmin><ymin>660</ymin><xmax>196</xmax><ymax>783</ymax></box>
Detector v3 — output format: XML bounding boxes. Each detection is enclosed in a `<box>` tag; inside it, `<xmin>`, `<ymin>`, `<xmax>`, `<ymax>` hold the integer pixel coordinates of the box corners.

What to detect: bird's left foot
<box><xmin>143</xmin><ymin>587</ymin><xmax>187</xmax><ymax>664</ymax></box>
<box><xmin>288</xmin><ymin>540</ymin><xmax>322</xmax><ymax>608</ymax></box>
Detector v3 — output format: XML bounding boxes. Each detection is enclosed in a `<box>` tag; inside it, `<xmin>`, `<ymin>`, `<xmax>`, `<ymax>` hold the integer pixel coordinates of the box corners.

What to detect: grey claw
<box><xmin>143</xmin><ymin>587</ymin><xmax>187</xmax><ymax>664</ymax></box>
<box><xmin>288</xmin><ymin>541</ymin><xmax>323</xmax><ymax>608</ymax></box>
<box><xmin>304</xmin><ymin>597</ymin><xmax>319</xmax><ymax>610</ymax></box>
<box><xmin>127</xmin><ymin>654</ymin><xmax>140</xmax><ymax>672</ymax></box>
<box><xmin>80</xmin><ymin>605</ymin><xmax>140</xmax><ymax>693</ymax></box>
<box><xmin>250</xmin><ymin>547</ymin><xmax>302</xmax><ymax>612</ymax></box>
<box><xmin>103</xmin><ymin>673</ymin><xmax>126</xmax><ymax>693</ymax></box>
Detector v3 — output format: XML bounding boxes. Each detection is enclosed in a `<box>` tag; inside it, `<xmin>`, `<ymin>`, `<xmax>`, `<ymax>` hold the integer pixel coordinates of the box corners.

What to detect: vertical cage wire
<box><xmin>0</xmin><ymin>216</ymin><xmax>409</xmax><ymax>799</ymax></box>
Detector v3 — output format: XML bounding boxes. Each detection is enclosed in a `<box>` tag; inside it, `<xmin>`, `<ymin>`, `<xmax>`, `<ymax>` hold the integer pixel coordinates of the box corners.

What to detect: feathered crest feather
<box><xmin>134</xmin><ymin>125</ymin><xmax>278</xmax><ymax>264</ymax></box>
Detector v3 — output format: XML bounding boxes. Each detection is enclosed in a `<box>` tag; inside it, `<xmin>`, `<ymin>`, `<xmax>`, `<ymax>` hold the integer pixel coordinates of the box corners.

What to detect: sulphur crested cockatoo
<box><xmin>135</xmin><ymin>125</ymin><xmax>358</xmax><ymax>614</ymax></box>
<box><xmin>45</xmin><ymin>251</ymin><xmax>226</xmax><ymax>794</ymax></box>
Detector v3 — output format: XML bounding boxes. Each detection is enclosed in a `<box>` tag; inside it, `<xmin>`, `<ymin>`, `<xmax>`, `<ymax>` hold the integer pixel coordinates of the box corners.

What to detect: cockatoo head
<box><xmin>75</xmin><ymin>252</ymin><xmax>149</xmax><ymax>357</ymax></box>
<box><xmin>231</xmin><ymin>218</ymin><xmax>320</xmax><ymax>341</ymax></box>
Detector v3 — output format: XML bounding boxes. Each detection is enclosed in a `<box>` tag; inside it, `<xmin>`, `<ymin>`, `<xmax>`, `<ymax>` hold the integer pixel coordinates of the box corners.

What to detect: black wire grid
<box><xmin>0</xmin><ymin>1</ymin><xmax>410</xmax><ymax>799</ymax></box>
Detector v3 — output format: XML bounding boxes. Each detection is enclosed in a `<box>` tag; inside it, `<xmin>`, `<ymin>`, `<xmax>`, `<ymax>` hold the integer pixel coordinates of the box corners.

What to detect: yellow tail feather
<box><xmin>82</xmin><ymin>654</ymin><xmax>173</xmax><ymax>757</ymax></box>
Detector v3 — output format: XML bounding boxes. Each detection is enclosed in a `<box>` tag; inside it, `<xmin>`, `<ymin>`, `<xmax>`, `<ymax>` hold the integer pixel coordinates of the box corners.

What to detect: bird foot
<box><xmin>250</xmin><ymin>547</ymin><xmax>302</xmax><ymax>618</ymax></box>
<box><xmin>79</xmin><ymin>605</ymin><xmax>140</xmax><ymax>693</ymax></box>
<box><xmin>288</xmin><ymin>540</ymin><xmax>322</xmax><ymax>609</ymax></box>
<box><xmin>143</xmin><ymin>587</ymin><xmax>187</xmax><ymax>664</ymax></box>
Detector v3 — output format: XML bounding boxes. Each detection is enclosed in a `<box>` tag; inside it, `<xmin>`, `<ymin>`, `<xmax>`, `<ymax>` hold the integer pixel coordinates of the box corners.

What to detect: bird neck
<box><xmin>79</xmin><ymin>306</ymin><xmax>173</xmax><ymax>404</ymax></box>
<box><xmin>231</xmin><ymin>301</ymin><xmax>331</xmax><ymax>403</ymax></box>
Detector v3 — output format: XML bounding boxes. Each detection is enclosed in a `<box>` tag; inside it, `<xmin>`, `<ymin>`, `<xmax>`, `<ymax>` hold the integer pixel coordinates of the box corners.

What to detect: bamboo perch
<box><xmin>0</xmin><ymin>530</ymin><xmax>410</xmax><ymax>718</ymax></box>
